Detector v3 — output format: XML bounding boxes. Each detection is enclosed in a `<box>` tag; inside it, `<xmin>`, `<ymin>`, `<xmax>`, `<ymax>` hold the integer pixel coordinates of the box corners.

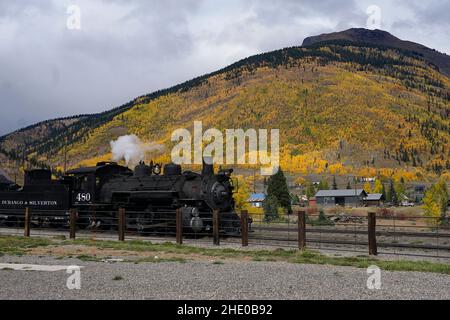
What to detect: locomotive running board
<box><xmin>113</xmin><ymin>190</ymin><xmax>178</xmax><ymax>199</ymax></box>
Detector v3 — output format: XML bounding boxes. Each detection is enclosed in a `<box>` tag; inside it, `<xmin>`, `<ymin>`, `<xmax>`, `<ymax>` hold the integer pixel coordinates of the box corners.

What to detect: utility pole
<box><xmin>253</xmin><ymin>167</ymin><xmax>256</xmax><ymax>194</ymax></box>
<box><xmin>22</xmin><ymin>147</ymin><xmax>26</xmax><ymax>171</ymax></box>
<box><xmin>64</xmin><ymin>137</ymin><xmax>68</xmax><ymax>174</ymax></box>
<box><xmin>14</xmin><ymin>151</ymin><xmax>18</xmax><ymax>184</ymax></box>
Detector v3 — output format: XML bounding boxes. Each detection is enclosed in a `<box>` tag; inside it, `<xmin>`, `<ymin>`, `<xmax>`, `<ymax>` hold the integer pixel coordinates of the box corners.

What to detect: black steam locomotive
<box><xmin>0</xmin><ymin>160</ymin><xmax>241</xmax><ymax>234</ymax></box>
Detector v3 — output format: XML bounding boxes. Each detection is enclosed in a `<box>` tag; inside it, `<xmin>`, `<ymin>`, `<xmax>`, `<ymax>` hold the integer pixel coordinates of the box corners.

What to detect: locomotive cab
<box><xmin>66</xmin><ymin>162</ymin><xmax>132</xmax><ymax>205</ymax></box>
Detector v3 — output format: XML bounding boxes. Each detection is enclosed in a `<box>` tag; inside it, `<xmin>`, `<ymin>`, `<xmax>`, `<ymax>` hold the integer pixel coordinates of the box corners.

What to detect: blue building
<box><xmin>247</xmin><ymin>193</ymin><xmax>266</xmax><ymax>208</ymax></box>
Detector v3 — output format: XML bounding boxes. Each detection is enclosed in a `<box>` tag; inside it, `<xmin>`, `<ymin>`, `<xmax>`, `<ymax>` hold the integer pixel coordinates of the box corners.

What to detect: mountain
<box><xmin>303</xmin><ymin>28</ymin><xmax>450</xmax><ymax>77</ymax></box>
<box><xmin>1</xmin><ymin>28</ymin><xmax>449</xmax><ymax>181</ymax></box>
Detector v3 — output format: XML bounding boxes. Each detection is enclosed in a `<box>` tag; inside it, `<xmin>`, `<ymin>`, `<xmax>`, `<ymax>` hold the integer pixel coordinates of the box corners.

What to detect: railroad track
<box><xmin>252</xmin><ymin>225</ymin><xmax>450</xmax><ymax>239</ymax></box>
<box><xmin>1</xmin><ymin>225</ymin><xmax>449</xmax><ymax>259</ymax></box>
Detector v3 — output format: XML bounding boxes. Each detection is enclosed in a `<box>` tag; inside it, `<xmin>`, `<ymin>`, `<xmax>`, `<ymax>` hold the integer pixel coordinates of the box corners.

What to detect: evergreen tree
<box><xmin>263</xmin><ymin>195</ymin><xmax>279</xmax><ymax>222</ymax></box>
<box><xmin>388</xmin><ymin>180</ymin><xmax>399</xmax><ymax>206</ymax></box>
<box><xmin>315</xmin><ymin>209</ymin><xmax>334</xmax><ymax>226</ymax></box>
<box><xmin>395</xmin><ymin>179</ymin><xmax>405</xmax><ymax>199</ymax></box>
<box><xmin>436</xmin><ymin>180</ymin><xmax>449</xmax><ymax>220</ymax></box>
<box><xmin>291</xmin><ymin>193</ymin><xmax>300</xmax><ymax>205</ymax></box>
<box><xmin>381</xmin><ymin>183</ymin><xmax>387</xmax><ymax>201</ymax></box>
<box><xmin>385</xmin><ymin>182</ymin><xmax>391</xmax><ymax>202</ymax></box>
<box><xmin>318</xmin><ymin>178</ymin><xmax>329</xmax><ymax>191</ymax></box>
<box><xmin>306</xmin><ymin>184</ymin><xmax>316</xmax><ymax>199</ymax></box>
<box><xmin>266</xmin><ymin>167</ymin><xmax>292</xmax><ymax>214</ymax></box>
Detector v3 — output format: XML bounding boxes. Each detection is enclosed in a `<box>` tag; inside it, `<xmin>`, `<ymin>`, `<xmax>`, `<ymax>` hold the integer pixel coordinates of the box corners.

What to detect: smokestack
<box><xmin>202</xmin><ymin>157</ymin><xmax>214</xmax><ymax>177</ymax></box>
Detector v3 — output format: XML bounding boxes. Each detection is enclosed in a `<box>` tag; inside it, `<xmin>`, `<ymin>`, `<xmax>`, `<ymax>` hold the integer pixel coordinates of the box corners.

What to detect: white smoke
<box><xmin>110</xmin><ymin>135</ymin><xmax>165</xmax><ymax>166</ymax></box>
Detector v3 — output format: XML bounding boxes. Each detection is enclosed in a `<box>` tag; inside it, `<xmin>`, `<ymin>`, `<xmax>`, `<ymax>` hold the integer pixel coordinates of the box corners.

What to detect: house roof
<box><xmin>315</xmin><ymin>189</ymin><xmax>367</xmax><ymax>197</ymax></box>
<box><xmin>248</xmin><ymin>193</ymin><xmax>266</xmax><ymax>202</ymax></box>
<box><xmin>364</xmin><ymin>193</ymin><xmax>384</xmax><ymax>201</ymax></box>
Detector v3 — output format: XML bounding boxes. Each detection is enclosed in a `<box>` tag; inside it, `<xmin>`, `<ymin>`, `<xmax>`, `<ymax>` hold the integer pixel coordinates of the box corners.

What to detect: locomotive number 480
<box><xmin>76</xmin><ymin>193</ymin><xmax>91</xmax><ymax>202</ymax></box>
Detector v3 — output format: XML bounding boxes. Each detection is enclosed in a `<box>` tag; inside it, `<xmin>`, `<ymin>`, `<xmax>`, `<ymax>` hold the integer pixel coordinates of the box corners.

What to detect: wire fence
<box><xmin>246</xmin><ymin>211</ymin><xmax>449</xmax><ymax>259</ymax></box>
<box><xmin>0</xmin><ymin>207</ymin><xmax>448</xmax><ymax>260</ymax></box>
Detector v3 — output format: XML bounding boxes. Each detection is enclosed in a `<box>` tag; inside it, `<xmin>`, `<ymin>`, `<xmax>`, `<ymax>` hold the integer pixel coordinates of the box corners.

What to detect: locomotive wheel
<box><xmin>3</xmin><ymin>217</ymin><xmax>18</xmax><ymax>227</ymax></box>
<box><xmin>136</xmin><ymin>205</ymin><xmax>155</xmax><ymax>235</ymax></box>
<box><xmin>76</xmin><ymin>216</ymin><xmax>91</xmax><ymax>230</ymax></box>
<box><xmin>135</xmin><ymin>216</ymin><xmax>146</xmax><ymax>234</ymax></box>
<box><xmin>125</xmin><ymin>210</ymin><xmax>152</xmax><ymax>236</ymax></box>
<box><xmin>5</xmin><ymin>217</ymin><xmax>24</xmax><ymax>228</ymax></box>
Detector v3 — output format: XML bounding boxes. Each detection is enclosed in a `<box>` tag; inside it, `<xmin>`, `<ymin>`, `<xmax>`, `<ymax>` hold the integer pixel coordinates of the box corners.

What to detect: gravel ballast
<box><xmin>0</xmin><ymin>255</ymin><xmax>449</xmax><ymax>300</ymax></box>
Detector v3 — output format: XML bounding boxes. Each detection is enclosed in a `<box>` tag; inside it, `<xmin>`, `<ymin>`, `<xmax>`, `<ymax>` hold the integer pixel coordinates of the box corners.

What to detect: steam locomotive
<box><xmin>0</xmin><ymin>159</ymin><xmax>241</xmax><ymax>234</ymax></box>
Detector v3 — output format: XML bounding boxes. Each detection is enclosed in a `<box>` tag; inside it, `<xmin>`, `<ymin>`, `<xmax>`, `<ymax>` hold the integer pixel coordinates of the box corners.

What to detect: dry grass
<box><xmin>1</xmin><ymin>235</ymin><xmax>449</xmax><ymax>274</ymax></box>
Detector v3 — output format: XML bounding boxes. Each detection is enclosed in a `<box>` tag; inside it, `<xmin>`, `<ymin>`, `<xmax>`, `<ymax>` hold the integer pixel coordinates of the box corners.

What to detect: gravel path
<box><xmin>0</xmin><ymin>255</ymin><xmax>449</xmax><ymax>300</ymax></box>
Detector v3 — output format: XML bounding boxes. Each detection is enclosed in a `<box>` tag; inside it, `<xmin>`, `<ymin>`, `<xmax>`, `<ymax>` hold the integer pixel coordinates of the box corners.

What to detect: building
<box><xmin>298</xmin><ymin>195</ymin><xmax>309</xmax><ymax>206</ymax></box>
<box><xmin>414</xmin><ymin>185</ymin><xmax>425</xmax><ymax>193</ymax></box>
<box><xmin>247</xmin><ymin>193</ymin><xmax>266</xmax><ymax>208</ymax></box>
<box><xmin>363</xmin><ymin>193</ymin><xmax>384</xmax><ymax>207</ymax></box>
<box><xmin>412</xmin><ymin>184</ymin><xmax>426</xmax><ymax>203</ymax></box>
<box><xmin>314</xmin><ymin>189</ymin><xmax>367</xmax><ymax>207</ymax></box>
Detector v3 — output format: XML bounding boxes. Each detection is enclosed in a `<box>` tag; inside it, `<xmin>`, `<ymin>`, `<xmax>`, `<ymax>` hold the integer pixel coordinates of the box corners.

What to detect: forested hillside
<box><xmin>1</xmin><ymin>29</ymin><xmax>449</xmax><ymax>181</ymax></box>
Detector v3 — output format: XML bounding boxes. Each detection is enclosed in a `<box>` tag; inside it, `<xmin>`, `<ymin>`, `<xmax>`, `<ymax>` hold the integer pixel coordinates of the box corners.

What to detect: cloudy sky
<box><xmin>0</xmin><ymin>0</ymin><xmax>449</xmax><ymax>135</ymax></box>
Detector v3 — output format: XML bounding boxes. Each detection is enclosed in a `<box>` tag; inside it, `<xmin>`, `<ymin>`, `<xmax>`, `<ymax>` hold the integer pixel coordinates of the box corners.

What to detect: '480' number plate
<box><xmin>76</xmin><ymin>193</ymin><xmax>91</xmax><ymax>202</ymax></box>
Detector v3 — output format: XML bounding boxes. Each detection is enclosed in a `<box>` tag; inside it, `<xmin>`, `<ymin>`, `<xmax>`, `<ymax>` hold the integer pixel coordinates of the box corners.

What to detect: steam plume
<box><xmin>110</xmin><ymin>135</ymin><xmax>165</xmax><ymax>166</ymax></box>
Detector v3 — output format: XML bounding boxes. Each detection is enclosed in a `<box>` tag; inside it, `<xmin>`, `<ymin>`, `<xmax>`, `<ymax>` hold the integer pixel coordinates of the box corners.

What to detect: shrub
<box><xmin>263</xmin><ymin>195</ymin><xmax>279</xmax><ymax>223</ymax></box>
<box><xmin>377</xmin><ymin>208</ymin><xmax>394</xmax><ymax>218</ymax></box>
<box><xmin>305</xmin><ymin>206</ymin><xmax>318</xmax><ymax>224</ymax></box>
<box><xmin>395</xmin><ymin>212</ymin><xmax>409</xmax><ymax>221</ymax></box>
<box><xmin>310</xmin><ymin>209</ymin><xmax>335</xmax><ymax>226</ymax></box>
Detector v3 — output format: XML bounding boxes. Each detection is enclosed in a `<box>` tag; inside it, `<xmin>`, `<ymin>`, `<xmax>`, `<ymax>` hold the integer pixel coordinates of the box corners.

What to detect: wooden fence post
<box><xmin>241</xmin><ymin>210</ymin><xmax>248</xmax><ymax>247</ymax></box>
<box><xmin>176</xmin><ymin>208</ymin><xmax>183</xmax><ymax>245</ymax></box>
<box><xmin>24</xmin><ymin>207</ymin><xmax>31</xmax><ymax>237</ymax></box>
<box><xmin>213</xmin><ymin>209</ymin><xmax>220</xmax><ymax>246</ymax></box>
<box><xmin>368</xmin><ymin>211</ymin><xmax>377</xmax><ymax>255</ymax></box>
<box><xmin>297</xmin><ymin>210</ymin><xmax>306</xmax><ymax>250</ymax></box>
<box><xmin>118</xmin><ymin>207</ymin><xmax>125</xmax><ymax>241</ymax></box>
<box><xmin>69</xmin><ymin>208</ymin><xmax>77</xmax><ymax>239</ymax></box>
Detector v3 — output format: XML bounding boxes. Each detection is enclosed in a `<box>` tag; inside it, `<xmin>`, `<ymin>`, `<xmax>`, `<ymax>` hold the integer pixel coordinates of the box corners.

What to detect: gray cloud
<box><xmin>0</xmin><ymin>0</ymin><xmax>448</xmax><ymax>136</ymax></box>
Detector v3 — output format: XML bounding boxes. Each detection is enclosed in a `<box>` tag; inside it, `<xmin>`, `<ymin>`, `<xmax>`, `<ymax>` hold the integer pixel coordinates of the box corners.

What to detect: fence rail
<box><xmin>0</xmin><ymin>207</ymin><xmax>448</xmax><ymax>260</ymax></box>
